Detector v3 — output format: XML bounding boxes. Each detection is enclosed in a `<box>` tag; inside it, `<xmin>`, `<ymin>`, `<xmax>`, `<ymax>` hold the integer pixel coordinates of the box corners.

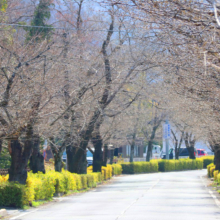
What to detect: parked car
<box><xmin>87</xmin><ymin>149</ymin><xmax>93</xmax><ymax>167</ymax></box>
<box><xmin>197</xmin><ymin>149</ymin><xmax>208</xmax><ymax>158</ymax></box>
<box><xmin>161</xmin><ymin>147</ymin><xmax>197</xmax><ymax>159</ymax></box>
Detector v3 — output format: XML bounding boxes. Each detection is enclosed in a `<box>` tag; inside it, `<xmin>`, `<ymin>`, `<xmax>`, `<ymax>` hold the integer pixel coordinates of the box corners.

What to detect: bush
<box><xmin>150</xmin><ymin>160</ymin><xmax>159</xmax><ymax>172</ymax></box>
<box><xmin>62</xmin><ymin>170</ymin><xmax>77</xmax><ymax>192</ymax></box>
<box><xmin>210</xmin><ymin>166</ymin><xmax>215</xmax><ymax>178</ymax></box>
<box><xmin>120</xmin><ymin>163</ymin><xmax>135</xmax><ymax>174</ymax></box>
<box><xmin>121</xmin><ymin>161</ymin><xmax>158</xmax><ymax>174</ymax></box>
<box><xmin>207</xmin><ymin>163</ymin><xmax>215</xmax><ymax>177</ymax></box>
<box><xmin>0</xmin><ymin>174</ymin><xmax>8</xmax><ymax>183</ymax></box>
<box><xmin>0</xmin><ymin>182</ymin><xmax>26</xmax><ymax>208</ymax></box>
<box><xmin>214</xmin><ymin>170</ymin><xmax>219</xmax><ymax>181</ymax></box>
<box><xmin>196</xmin><ymin>158</ymin><xmax>203</xmax><ymax>169</ymax></box>
<box><xmin>86</xmin><ymin>173</ymin><xmax>96</xmax><ymax>188</ymax></box>
<box><xmin>202</xmin><ymin>156</ymin><xmax>214</xmax><ymax>168</ymax></box>
<box><xmin>112</xmin><ymin>164</ymin><xmax>122</xmax><ymax>175</ymax></box>
<box><xmin>80</xmin><ymin>175</ymin><xmax>88</xmax><ymax>189</ymax></box>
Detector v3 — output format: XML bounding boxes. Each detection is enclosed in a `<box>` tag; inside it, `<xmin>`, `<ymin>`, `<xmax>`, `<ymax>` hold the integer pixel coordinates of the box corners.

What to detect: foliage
<box><xmin>80</xmin><ymin>175</ymin><xmax>88</xmax><ymax>189</ymax></box>
<box><xmin>0</xmin><ymin>182</ymin><xmax>26</xmax><ymax>208</ymax></box>
<box><xmin>0</xmin><ymin>174</ymin><xmax>8</xmax><ymax>183</ymax></box>
<box><xmin>214</xmin><ymin>170</ymin><xmax>219</xmax><ymax>181</ymax></box>
<box><xmin>25</xmin><ymin>0</ymin><xmax>53</xmax><ymax>42</ymax></box>
<box><xmin>158</xmin><ymin>159</ymin><xmax>203</xmax><ymax>172</ymax></box>
<box><xmin>0</xmin><ymin>147</ymin><xmax>11</xmax><ymax>169</ymax></box>
<box><xmin>121</xmin><ymin>158</ymin><xmax>204</xmax><ymax>174</ymax></box>
<box><xmin>120</xmin><ymin>161</ymin><xmax>159</xmax><ymax>174</ymax></box>
<box><xmin>111</xmin><ymin>164</ymin><xmax>123</xmax><ymax>175</ymax></box>
<box><xmin>0</xmin><ymin>0</ymin><xmax>7</xmax><ymax>12</ymax></box>
<box><xmin>207</xmin><ymin>163</ymin><xmax>215</xmax><ymax>178</ymax></box>
<box><xmin>201</xmin><ymin>156</ymin><xmax>214</xmax><ymax>168</ymax></box>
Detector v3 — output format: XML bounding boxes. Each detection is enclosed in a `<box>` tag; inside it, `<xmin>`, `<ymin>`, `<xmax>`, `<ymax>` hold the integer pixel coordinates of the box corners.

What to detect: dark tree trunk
<box><xmin>92</xmin><ymin>132</ymin><xmax>103</xmax><ymax>172</ymax></box>
<box><xmin>184</xmin><ymin>132</ymin><xmax>196</xmax><ymax>159</ymax></box>
<box><xmin>29</xmin><ymin>136</ymin><xmax>45</xmax><ymax>173</ymax></box>
<box><xmin>54</xmin><ymin>154</ymin><xmax>62</xmax><ymax>172</ymax></box>
<box><xmin>146</xmin><ymin>140</ymin><xmax>153</xmax><ymax>162</ymax></box>
<box><xmin>77</xmin><ymin>151</ymin><xmax>87</xmax><ymax>174</ymax></box>
<box><xmin>175</xmin><ymin>148</ymin><xmax>179</xmax><ymax>160</ymax></box>
<box><xmin>215</xmin><ymin>150</ymin><xmax>220</xmax><ymax>171</ymax></box>
<box><xmin>66</xmin><ymin>146</ymin><xmax>76</xmax><ymax>173</ymax></box>
<box><xmin>102</xmin><ymin>144</ymin><xmax>108</xmax><ymax>166</ymax></box>
<box><xmin>188</xmin><ymin>146</ymin><xmax>195</xmax><ymax>159</ymax></box>
<box><xmin>0</xmin><ymin>139</ymin><xmax>2</xmax><ymax>155</ymax></box>
<box><xmin>130</xmin><ymin>142</ymin><xmax>135</xmax><ymax>163</ymax></box>
<box><xmin>9</xmin><ymin>135</ymin><xmax>33</xmax><ymax>184</ymax></box>
<box><xmin>110</xmin><ymin>149</ymin><xmax>114</xmax><ymax>164</ymax></box>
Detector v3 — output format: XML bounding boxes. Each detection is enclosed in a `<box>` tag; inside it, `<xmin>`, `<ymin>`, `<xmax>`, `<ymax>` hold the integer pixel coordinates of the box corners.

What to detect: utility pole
<box><xmin>164</xmin><ymin>120</ymin><xmax>171</xmax><ymax>160</ymax></box>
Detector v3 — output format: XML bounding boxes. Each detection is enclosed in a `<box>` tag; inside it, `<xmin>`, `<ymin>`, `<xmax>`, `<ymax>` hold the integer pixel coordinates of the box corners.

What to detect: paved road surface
<box><xmin>10</xmin><ymin>170</ymin><xmax>220</xmax><ymax>220</ymax></box>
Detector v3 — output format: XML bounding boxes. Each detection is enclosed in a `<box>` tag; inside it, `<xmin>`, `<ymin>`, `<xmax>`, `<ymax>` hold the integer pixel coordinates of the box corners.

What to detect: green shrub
<box><xmin>80</xmin><ymin>175</ymin><xmax>88</xmax><ymax>189</ymax></box>
<box><xmin>158</xmin><ymin>160</ymin><xmax>165</xmax><ymax>172</ymax></box>
<box><xmin>195</xmin><ymin>159</ymin><xmax>203</xmax><ymax>169</ymax></box>
<box><xmin>112</xmin><ymin>164</ymin><xmax>122</xmax><ymax>175</ymax></box>
<box><xmin>86</xmin><ymin>174</ymin><xmax>96</xmax><ymax>188</ymax></box>
<box><xmin>150</xmin><ymin>160</ymin><xmax>159</xmax><ymax>172</ymax></box>
<box><xmin>121</xmin><ymin>163</ymin><xmax>135</xmax><ymax>174</ymax></box>
<box><xmin>207</xmin><ymin>163</ymin><xmax>215</xmax><ymax>177</ymax></box>
<box><xmin>62</xmin><ymin>170</ymin><xmax>77</xmax><ymax>192</ymax></box>
<box><xmin>73</xmin><ymin>174</ymin><xmax>82</xmax><ymax>190</ymax></box>
<box><xmin>202</xmin><ymin>156</ymin><xmax>214</xmax><ymax>168</ymax></box>
<box><xmin>210</xmin><ymin>166</ymin><xmax>215</xmax><ymax>178</ymax></box>
<box><xmin>214</xmin><ymin>170</ymin><xmax>219</xmax><ymax>181</ymax></box>
<box><xmin>0</xmin><ymin>182</ymin><xmax>25</xmax><ymax>208</ymax></box>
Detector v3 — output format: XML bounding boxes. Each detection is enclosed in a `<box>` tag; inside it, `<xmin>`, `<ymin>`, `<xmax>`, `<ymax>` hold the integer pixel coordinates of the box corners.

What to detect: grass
<box><xmin>32</xmin><ymin>200</ymin><xmax>48</xmax><ymax>208</ymax></box>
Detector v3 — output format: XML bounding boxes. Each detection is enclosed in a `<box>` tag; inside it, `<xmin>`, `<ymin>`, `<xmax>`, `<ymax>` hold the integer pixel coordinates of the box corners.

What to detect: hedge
<box><xmin>0</xmin><ymin>164</ymin><xmax>122</xmax><ymax>208</ymax></box>
<box><xmin>201</xmin><ymin>156</ymin><xmax>214</xmax><ymax>168</ymax></box>
<box><xmin>121</xmin><ymin>158</ymin><xmax>205</xmax><ymax>174</ymax></box>
<box><xmin>120</xmin><ymin>161</ymin><xmax>159</xmax><ymax>174</ymax></box>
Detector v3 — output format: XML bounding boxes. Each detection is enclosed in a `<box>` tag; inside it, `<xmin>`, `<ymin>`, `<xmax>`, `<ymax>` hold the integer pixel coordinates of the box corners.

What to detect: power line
<box><xmin>0</xmin><ymin>22</ymin><xmax>130</xmax><ymax>33</ymax></box>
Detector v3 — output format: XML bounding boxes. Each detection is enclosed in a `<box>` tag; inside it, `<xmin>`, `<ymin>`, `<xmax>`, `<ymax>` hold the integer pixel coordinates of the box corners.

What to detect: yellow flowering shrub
<box><xmin>207</xmin><ymin>163</ymin><xmax>215</xmax><ymax>177</ymax></box>
<box><xmin>214</xmin><ymin>170</ymin><xmax>219</xmax><ymax>181</ymax></box>
<box><xmin>80</xmin><ymin>175</ymin><xmax>88</xmax><ymax>189</ymax></box>
<box><xmin>73</xmin><ymin>174</ymin><xmax>82</xmax><ymax>190</ymax></box>
<box><xmin>62</xmin><ymin>169</ymin><xmax>77</xmax><ymax>191</ymax></box>
<box><xmin>0</xmin><ymin>174</ymin><xmax>8</xmax><ymax>183</ymax></box>
<box><xmin>112</xmin><ymin>164</ymin><xmax>122</xmax><ymax>175</ymax></box>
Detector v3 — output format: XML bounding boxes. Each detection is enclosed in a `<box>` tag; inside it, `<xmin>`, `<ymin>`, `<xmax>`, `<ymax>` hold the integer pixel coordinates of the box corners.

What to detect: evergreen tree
<box><xmin>26</xmin><ymin>0</ymin><xmax>53</xmax><ymax>43</ymax></box>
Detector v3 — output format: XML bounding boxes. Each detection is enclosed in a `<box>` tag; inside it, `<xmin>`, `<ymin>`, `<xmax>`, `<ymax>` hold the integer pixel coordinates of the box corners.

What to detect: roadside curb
<box><xmin>0</xmin><ymin>209</ymin><xmax>7</xmax><ymax>218</ymax></box>
<box><xmin>200</xmin><ymin>175</ymin><xmax>220</xmax><ymax>209</ymax></box>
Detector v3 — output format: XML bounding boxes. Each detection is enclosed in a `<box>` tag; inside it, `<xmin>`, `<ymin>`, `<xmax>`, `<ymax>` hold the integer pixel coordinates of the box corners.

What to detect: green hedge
<box><xmin>0</xmin><ymin>164</ymin><xmax>122</xmax><ymax>208</ymax></box>
<box><xmin>0</xmin><ymin>182</ymin><xmax>25</xmax><ymax>207</ymax></box>
<box><xmin>121</xmin><ymin>158</ymin><xmax>204</xmax><ymax>174</ymax></box>
<box><xmin>121</xmin><ymin>161</ymin><xmax>159</xmax><ymax>174</ymax></box>
<box><xmin>202</xmin><ymin>157</ymin><xmax>214</xmax><ymax>168</ymax></box>
<box><xmin>158</xmin><ymin>159</ymin><xmax>203</xmax><ymax>172</ymax></box>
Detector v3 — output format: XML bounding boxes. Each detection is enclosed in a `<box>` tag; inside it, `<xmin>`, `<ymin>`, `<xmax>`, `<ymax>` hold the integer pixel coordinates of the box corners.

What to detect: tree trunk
<box><xmin>66</xmin><ymin>146</ymin><xmax>76</xmax><ymax>173</ymax></box>
<box><xmin>0</xmin><ymin>139</ymin><xmax>2</xmax><ymax>155</ymax></box>
<box><xmin>92</xmin><ymin>133</ymin><xmax>103</xmax><ymax>172</ymax></box>
<box><xmin>215</xmin><ymin>150</ymin><xmax>220</xmax><ymax>171</ymax></box>
<box><xmin>188</xmin><ymin>146</ymin><xmax>195</xmax><ymax>159</ymax></box>
<box><xmin>184</xmin><ymin>132</ymin><xmax>196</xmax><ymax>159</ymax></box>
<box><xmin>146</xmin><ymin>140</ymin><xmax>153</xmax><ymax>162</ymax></box>
<box><xmin>8</xmin><ymin>136</ymin><xmax>33</xmax><ymax>184</ymax></box>
<box><xmin>103</xmin><ymin>144</ymin><xmax>108</xmax><ymax>166</ymax></box>
<box><xmin>130</xmin><ymin>143</ymin><xmax>135</xmax><ymax>163</ymax></box>
<box><xmin>29</xmin><ymin>136</ymin><xmax>45</xmax><ymax>173</ymax></box>
<box><xmin>110</xmin><ymin>149</ymin><xmax>114</xmax><ymax>164</ymax></box>
<box><xmin>77</xmin><ymin>151</ymin><xmax>87</xmax><ymax>174</ymax></box>
<box><xmin>175</xmin><ymin>147</ymin><xmax>179</xmax><ymax>160</ymax></box>
<box><xmin>54</xmin><ymin>151</ymin><xmax>63</xmax><ymax>172</ymax></box>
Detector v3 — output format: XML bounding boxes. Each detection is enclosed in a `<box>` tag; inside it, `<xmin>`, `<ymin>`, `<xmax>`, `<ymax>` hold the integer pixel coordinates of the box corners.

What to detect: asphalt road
<box><xmin>9</xmin><ymin>170</ymin><xmax>220</xmax><ymax>220</ymax></box>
